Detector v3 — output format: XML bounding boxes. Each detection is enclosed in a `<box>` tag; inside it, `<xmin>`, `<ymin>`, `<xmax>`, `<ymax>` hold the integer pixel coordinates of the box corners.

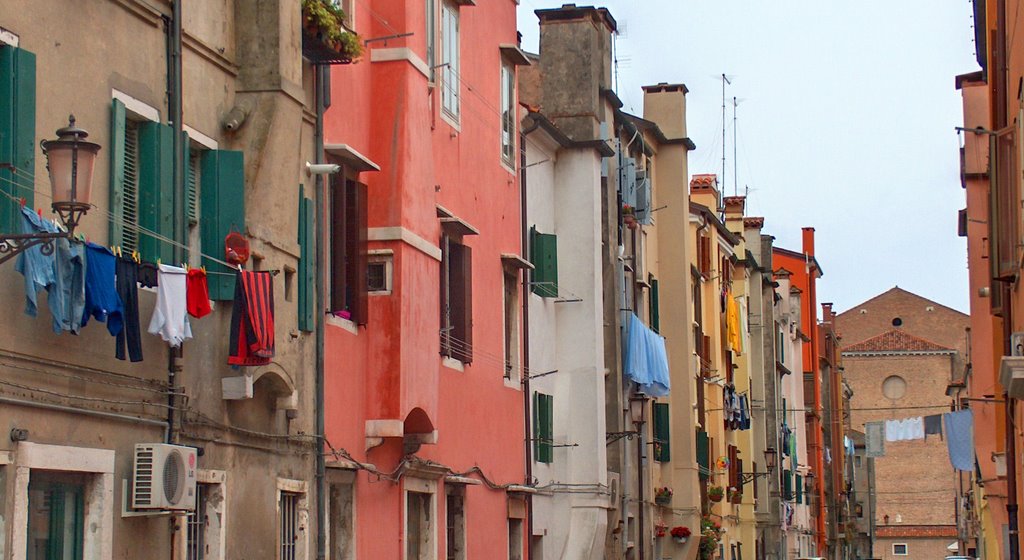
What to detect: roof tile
<box><xmin>843</xmin><ymin>329</ymin><xmax>953</xmax><ymax>353</ymax></box>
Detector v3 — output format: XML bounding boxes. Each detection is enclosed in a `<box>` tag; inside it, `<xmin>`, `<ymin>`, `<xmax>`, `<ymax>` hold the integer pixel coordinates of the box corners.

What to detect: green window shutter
<box><xmin>185</xmin><ymin>136</ymin><xmax>198</xmax><ymax>226</ymax></box>
<box><xmin>137</xmin><ymin>121</ymin><xmax>174</xmax><ymax>263</ymax></box>
<box><xmin>529</xmin><ymin>226</ymin><xmax>558</xmax><ymax>298</ymax></box>
<box><xmin>697</xmin><ymin>429</ymin><xmax>710</xmax><ymax>480</ymax></box>
<box><xmin>108</xmin><ymin>99</ymin><xmax>128</xmax><ymax>248</ymax></box>
<box><xmin>783</xmin><ymin>469</ymin><xmax>792</xmax><ymax>501</ymax></box>
<box><xmin>0</xmin><ymin>46</ymin><xmax>36</xmax><ymax>231</ymax></box>
<box><xmin>653</xmin><ymin>402</ymin><xmax>670</xmax><ymax>462</ymax></box>
<box><xmin>649</xmin><ymin>277</ymin><xmax>660</xmax><ymax>333</ymax></box>
<box><xmin>200</xmin><ymin>149</ymin><xmax>246</xmax><ymax>300</ymax></box>
<box><xmin>796</xmin><ymin>474</ymin><xmax>803</xmax><ymax>503</ymax></box>
<box><xmin>533</xmin><ymin>392</ymin><xmax>553</xmax><ymax>464</ymax></box>
<box><xmin>298</xmin><ymin>184</ymin><xmax>315</xmax><ymax>332</ymax></box>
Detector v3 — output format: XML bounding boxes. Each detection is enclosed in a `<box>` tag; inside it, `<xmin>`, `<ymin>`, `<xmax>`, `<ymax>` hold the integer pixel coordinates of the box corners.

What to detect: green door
<box><xmin>27</xmin><ymin>472</ymin><xmax>85</xmax><ymax>560</ymax></box>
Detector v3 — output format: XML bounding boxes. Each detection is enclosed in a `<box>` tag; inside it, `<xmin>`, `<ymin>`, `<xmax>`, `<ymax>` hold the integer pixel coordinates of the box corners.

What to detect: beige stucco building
<box><xmin>0</xmin><ymin>1</ymin><xmax>320</xmax><ymax>557</ymax></box>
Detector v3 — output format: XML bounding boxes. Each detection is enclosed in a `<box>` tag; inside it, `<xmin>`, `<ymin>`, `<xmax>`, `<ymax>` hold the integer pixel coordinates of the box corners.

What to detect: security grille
<box><xmin>280</xmin><ymin>492</ymin><xmax>300</xmax><ymax>560</ymax></box>
<box><xmin>186</xmin><ymin>484</ymin><xmax>208</xmax><ymax>560</ymax></box>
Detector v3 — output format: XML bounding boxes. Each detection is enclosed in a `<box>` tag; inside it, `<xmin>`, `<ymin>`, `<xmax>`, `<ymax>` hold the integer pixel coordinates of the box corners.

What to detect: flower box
<box><xmin>301</xmin><ymin>0</ymin><xmax>362</xmax><ymax>64</ymax></box>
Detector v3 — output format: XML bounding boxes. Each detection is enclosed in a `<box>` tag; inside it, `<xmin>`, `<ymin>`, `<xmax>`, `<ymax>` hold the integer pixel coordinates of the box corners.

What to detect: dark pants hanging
<box><xmin>115</xmin><ymin>258</ymin><xmax>143</xmax><ymax>362</ymax></box>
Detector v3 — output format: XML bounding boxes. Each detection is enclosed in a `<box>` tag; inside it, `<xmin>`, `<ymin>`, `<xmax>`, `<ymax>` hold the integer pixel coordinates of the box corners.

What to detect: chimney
<box><xmin>642</xmin><ymin>82</ymin><xmax>688</xmax><ymax>139</ymax></box>
<box><xmin>690</xmin><ymin>174</ymin><xmax>720</xmax><ymax>212</ymax></box>
<box><xmin>535</xmin><ymin>4</ymin><xmax>617</xmax><ymax>141</ymax></box>
<box><xmin>822</xmin><ymin>302</ymin><xmax>834</xmax><ymax>322</ymax></box>
<box><xmin>802</xmin><ymin>227</ymin><xmax>815</xmax><ymax>257</ymax></box>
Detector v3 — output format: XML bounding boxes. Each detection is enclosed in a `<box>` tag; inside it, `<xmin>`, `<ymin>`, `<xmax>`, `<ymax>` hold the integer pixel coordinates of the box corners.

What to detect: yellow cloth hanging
<box><xmin>726</xmin><ymin>291</ymin><xmax>741</xmax><ymax>354</ymax></box>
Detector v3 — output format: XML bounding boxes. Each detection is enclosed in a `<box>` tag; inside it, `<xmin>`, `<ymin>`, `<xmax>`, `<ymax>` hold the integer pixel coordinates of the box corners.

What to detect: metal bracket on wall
<box><xmin>120</xmin><ymin>479</ymin><xmax>173</xmax><ymax>518</ymax></box>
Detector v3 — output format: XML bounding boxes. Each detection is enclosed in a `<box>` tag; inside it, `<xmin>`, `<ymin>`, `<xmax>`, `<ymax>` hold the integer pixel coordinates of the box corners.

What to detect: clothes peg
<box><xmin>18</xmin><ymin>197</ymin><xmax>25</xmax><ymax>207</ymax></box>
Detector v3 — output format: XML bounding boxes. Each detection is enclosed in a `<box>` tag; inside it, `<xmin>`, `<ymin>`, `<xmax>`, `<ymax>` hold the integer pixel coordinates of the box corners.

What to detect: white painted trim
<box><xmin>0</xmin><ymin>450</ymin><xmax>13</xmax><ymax>465</ymax></box>
<box><xmin>277</xmin><ymin>477</ymin><xmax>309</xmax><ymax>494</ymax></box>
<box><xmin>441</xmin><ymin>357</ymin><xmax>465</xmax><ymax>372</ymax></box>
<box><xmin>111</xmin><ymin>89</ymin><xmax>160</xmax><ymax>122</ymax></box>
<box><xmin>17</xmin><ymin>441</ymin><xmax>115</xmax><ymax>473</ymax></box>
<box><xmin>0</xmin><ymin>26</ymin><xmax>19</xmax><ymax>47</ymax></box>
<box><xmin>370</xmin><ymin>47</ymin><xmax>431</xmax><ymax>80</ymax></box>
<box><xmin>368</xmin><ymin>226</ymin><xmax>443</xmax><ymax>261</ymax></box>
<box><xmin>402</xmin><ymin>478</ymin><xmax>439</xmax><ymax>560</ymax></box>
<box><xmin>183</xmin><ymin>124</ymin><xmax>219</xmax><ymax>150</ymax></box>
<box><xmin>325</xmin><ymin>143</ymin><xmax>381</xmax><ymax>172</ymax></box>
<box><xmin>196</xmin><ymin>468</ymin><xmax>226</xmax><ymax>484</ymax></box>
<box><xmin>326</xmin><ymin>314</ymin><xmax>359</xmax><ymax>334</ymax></box>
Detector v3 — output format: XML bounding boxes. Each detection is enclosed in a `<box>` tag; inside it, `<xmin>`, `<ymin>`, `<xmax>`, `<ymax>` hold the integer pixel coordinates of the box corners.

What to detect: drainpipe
<box><xmin>163</xmin><ymin>0</ymin><xmax>183</xmax><ymax>446</ymax></box>
<box><xmin>521</xmin><ymin>119</ymin><xmax>537</xmax><ymax>559</ymax></box>
<box><xmin>314</xmin><ymin>64</ymin><xmax>329</xmax><ymax>560</ymax></box>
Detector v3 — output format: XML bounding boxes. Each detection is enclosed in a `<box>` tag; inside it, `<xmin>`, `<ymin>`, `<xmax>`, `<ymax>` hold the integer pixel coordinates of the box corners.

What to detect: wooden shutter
<box><xmin>649</xmin><ymin>277</ymin><xmax>660</xmax><ymax>333</ymax></box>
<box><xmin>752</xmin><ymin>461</ymin><xmax>759</xmax><ymax>501</ymax></box>
<box><xmin>137</xmin><ymin>121</ymin><xmax>175</xmax><ymax>263</ymax></box>
<box><xmin>347</xmin><ymin>180</ymin><xmax>368</xmax><ymax>325</ymax></box>
<box><xmin>185</xmin><ymin>142</ymin><xmax>198</xmax><ymax>226</ymax></box>
<box><xmin>200</xmin><ymin>149</ymin><xmax>245</xmax><ymax>300</ymax></box>
<box><xmin>298</xmin><ymin>185</ymin><xmax>315</xmax><ymax>332</ymax></box>
<box><xmin>0</xmin><ymin>46</ymin><xmax>35</xmax><ymax>231</ymax></box>
<box><xmin>696</xmin><ymin>429</ymin><xmax>710</xmax><ymax>480</ymax></box>
<box><xmin>529</xmin><ymin>226</ymin><xmax>558</xmax><ymax>298</ymax></box>
<box><xmin>795</xmin><ymin>473</ymin><xmax>803</xmax><ymax>503</ymax></box>
<box><xmin>108</xmin><ymin>98</ymin><xmax>128</xmax><ymax>248</ymax></box>
<box><xmin>329</xmin><ymin>175</ymin><xmax>347</xmax><ymax>314</ymax></box>
<box><xmin>449</xmin><ymin>240</ymin><xmax>472</xmax><ymax>362</ymax></box>
<box><xmin>533</xmin><ymin>392</ymin><xmax>553</xmax><ymax>464</ymax></box>
<box><xmin>653</xmin><ymin>402</ymin><xmax>670</xmax><ymax>462</ymax></box>
<box><xmin>783</xmin><ymin>469</ymin><xmax>792</xmax><ymax>501</ymax></box>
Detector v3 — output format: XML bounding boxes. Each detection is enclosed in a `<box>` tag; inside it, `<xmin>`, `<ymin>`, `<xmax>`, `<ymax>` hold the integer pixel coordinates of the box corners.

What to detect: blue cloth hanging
<box><xmin>944</xmin><ymin>410</ymin><xmax>974</xmax><ymax>472</ymax></box>
<box><xmin>624</xmin><ymin>313</ymin><xmax>670</xmax><ymax>397</ymax></box>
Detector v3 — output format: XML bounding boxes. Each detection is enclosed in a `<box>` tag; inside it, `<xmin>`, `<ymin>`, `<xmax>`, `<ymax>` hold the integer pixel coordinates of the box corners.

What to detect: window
<box><xmin>696</xmin><ymin>234</ymin><xmax>712</xmax><ymax>277</ymax></box>
<box><xmin>503</xmin><ymin>267</ymin><xmax>520</xmax><ymax>378</ymax></box>
<box><xmin>181</xmin><ymin>472</ymin><xmax>226</xmax><ymax>560</ymax></box>
<box><xmin>445</xmin><ymin>487</ymin><xmax>465</xmax><ymax>560</ymax></box>
<box><xmin>892</xmin><ymin>543</ymin><xmax>908</xmax><ymax>556</ymax></box>
<box><xmin>440</xmin><ymin>234</ymin><xmax>472</xmax><ymax>362</ymax></box>
<box><xmin>508</xmin><ymin>518</ymin><xmax>524</xmax><ymax>560</ymax></box>
<box><xmin>186</xmin><ymin>483</ymin><xmax>208</xmax><ymax>560</ymax></box>
<box><xmin>198</xmin><ymin>149</ymin><xmax>246</xmax><ymax>300</ymax></box>
<box><xmin>280</xmin><ymin>492</ymin><xmax>301</xmax><ymax>560</ymax></box>
<box><xmin>298</xmin><ymin>185</ymin><xmax>315</xmax><ymax>331</ymax></box>
<box><xmin>782</xmin><ymin>469</ymin><xmax>792</xmax><ymax>501</ymax></box>
<box><xmin>406</xmin><ymin>491</ymin><xmax>434</xmax><ymax>560</ymax></box>
<box><xmin>855</xmin><ymin>455</ymin><xmax>863</xmax><ymax>468</ymax></box>
<box><xmin>425</xmin><ymin>0</ymin><xmax>436</xmax><ymax>81</ymax></box>
<box><xmin>501</xmin><ymin>62</ymin><xmax>515</xmax><ymax>165</ymax></box>
<box><xmin>329</xmin><ymin>481</ymin><xmax>355</xmax><ymax>560</ymax></box>
<box><xmin>367</xmin><ymin>257</ymin><xmax>391</xmax><ymax>293</ymax></box>
<box><xmin>27</xmin><ymin>472</ymin><xmax>85</xmax><ymax>560</ymax></box>
<box><xmin>329</xmin><ymin>0</ymin><xmax>355</xmax><ymax>28</ymax></box>
<box><xmin>440</xmin><ymin>2</ymin><xmax>460</xmax><ymax>119</ymax></box>
<box><xmin>653</xmin><ymin>402</ymin><xmax>670</xmax><ymax>462</ymax></box>
<box><xmin>649</xmin><ymin>276</ymin><xmax>660</xmax><ymax>333</ymax></box>
<box><xmin>529</xmin><ymin>227</ymin><xmax>558</xmax><ymax>298</ymax></box>
<box><xmin>329</xmin><ymin>177</ymin><xmax>368</xmax><ymax>324</ymax></box>
<box><xmin>795</xmin><ymin>473</ymin><xmax>803</xmax><ymax>504</ymax></box>
<box><xmin>882</xmin><ymin>375</ymin><xmax>907</xmax><ymax>400</ymax></box>
<box><xmin>0</xmin><ymin>45</ymin><xmax>36</xmax><ymax>232</ymax></box>
<box><xmin>533</xmin><ymin>392</ymin><xmax>553</xmax><ymax>463</ymax></box>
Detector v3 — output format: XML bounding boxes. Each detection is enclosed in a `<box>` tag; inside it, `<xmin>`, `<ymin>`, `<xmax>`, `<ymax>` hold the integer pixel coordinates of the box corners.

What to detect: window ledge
<box><xmin>326</xmin><ymin>314</ymin><xmax>358</xmax><ymax>334</ymax></box>
<box><xmin>442</xmin><ymin>356</ymin><xmax>465</xmax><ymax>372</ymax></box>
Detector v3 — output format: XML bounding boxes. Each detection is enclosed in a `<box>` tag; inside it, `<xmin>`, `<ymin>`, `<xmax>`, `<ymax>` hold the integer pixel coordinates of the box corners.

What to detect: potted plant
<box><xmin>622</xmin><ymin>204</ymin><xmax>638</xmax><ymax>229</ymax></box>
<box><xmin>670</xmin><ymin>526</ymin><xmax>691</xmax><ymax>544</ymax></box>
<box><xmin>655</xmin><ymin>486</ymin><xmax>673</xmax><ymax>506</ymax></box>
<box><xmin>708</xmin><ymin>485</ymin><xmax>724</xmax><ymax>502</ymax></box>
<box><xmin>728</xmin><ymin>486</ymin><xmax>742</xmax><ymax>504</ymax></box>
<box><xmin>655</xmin><ymin>523</ymin><xmax>669</xmax><ymax>538</ymax></box>
<box><xmin>301</xmin><ymin>0</ymin><xmax>363</xmax><ymax>63</ymax></box>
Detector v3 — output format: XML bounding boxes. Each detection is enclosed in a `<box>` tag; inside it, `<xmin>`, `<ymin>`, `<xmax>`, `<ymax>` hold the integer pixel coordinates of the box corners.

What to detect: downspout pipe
<box><xmin>521</xmin><ymin>117</ymin><xmax>539</xmax><ymax>560</ymax></box>
<box><xmin>315</xmin><ymin>64</ymin><xmax>328</xmax><ymax>560</ymax></box>
<box><xmin>164</xmin><ymin>0</ymin><xmax>183</xmax><ymax>446</ymax></box>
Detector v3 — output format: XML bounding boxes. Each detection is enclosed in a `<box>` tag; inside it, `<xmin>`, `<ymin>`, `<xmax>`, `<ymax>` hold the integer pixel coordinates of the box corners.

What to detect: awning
<box><xmin>624</xmin><ymin>313</ymin><xmax>670</xmax><ymax>397</ymax></box>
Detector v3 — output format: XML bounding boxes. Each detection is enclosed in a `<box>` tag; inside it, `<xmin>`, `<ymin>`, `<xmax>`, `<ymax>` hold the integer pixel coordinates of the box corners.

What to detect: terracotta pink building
<box><xmin>320</xmin><ymin>1</ymin><xmax>531</xmax><ymax>558</ymax></box>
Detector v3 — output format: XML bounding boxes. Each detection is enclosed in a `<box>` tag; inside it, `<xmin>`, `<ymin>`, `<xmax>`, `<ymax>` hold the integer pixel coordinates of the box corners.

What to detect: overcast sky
<box><xmin>517</xmin><ymin>2</ymin><xmax>979</xmax><ymax>314</ymax></box>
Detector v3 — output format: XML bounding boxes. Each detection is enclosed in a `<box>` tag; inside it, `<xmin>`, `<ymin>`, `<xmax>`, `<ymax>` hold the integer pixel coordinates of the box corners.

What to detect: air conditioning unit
<box><xmin>132</xmin><ymin>443</ymin><xmax>197</xmax><ymax>511</ymax></box>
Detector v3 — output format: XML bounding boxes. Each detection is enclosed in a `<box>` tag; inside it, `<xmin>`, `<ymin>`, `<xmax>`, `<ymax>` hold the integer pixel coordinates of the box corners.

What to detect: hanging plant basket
<box><xmin>708</xmin><ymin>486</ymin><xmax>724</xmax><ymax>502</ymax></box>
<box><xmin>301</xmin><ymin>0</ymin><xmax>363</xmax><ymax>64</ymax></box>
<box><xmin>674</xmin><ymin>536</ymin><xmax>688</xmax><ymax>544</ymax></box>
<box><xmin>656</xmin><ymin>494</ymin><xmax>672</xmax><ymax>506</ymax></box>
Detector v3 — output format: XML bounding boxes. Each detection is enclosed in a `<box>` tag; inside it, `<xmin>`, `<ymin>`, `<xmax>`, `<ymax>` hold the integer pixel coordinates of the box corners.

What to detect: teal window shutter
<box><xmin>0</xmin><ymin>46</ymin><xmax>36</xmax><ymax>231</ymax></box>
<box><xmin>109</xmin><ymin>99</ymin><xmax>127</xmax><ymax>248</ymax></box>
<box><xmin>649</xmin><ymin>277</ymin><xmax>660</xmax><ymax>333</ymax></box>
<box><xmin>653</xmin><ymin>402</ymin><xmax>670</xmax><ymax>462</ymax></box>
<box><xmin>137</xmin><ymin>121</ymin><xmax>175</xmax><ymax>263</ymax></box>
<box><xmin>200</xmin><ymin>150</ymin><xmax>245</xmax><ymax>300</ymax></box>
<box><xmin>529</xmin><ymin>226</ymin><xmax>558</xmax><ymax>298</ymax></box>
<box><xmin>184</xmin><ymin>135</ymin><xmax>197</xmax><ymax>226</ymax></box>
<box><xmin>298</xmin><ymin>184</ymin><xmax>314</xmax><ymax>332</ymax></box>
<box><xmin>783</xmin><ymin>469</ymin><xmax>792</xmax><ymax>500</ymax></box>
<box><xmin>697</xmin><ymin>430</ymin><xmax>710</xmax><ymax>480</ymax></box>
<box><xmin>796</xmin><ymin>474</ymin><xmax>803</xmax><ymax>503</ymax></box>
<box><xmin>534</xmin><ymin>392</ymin><xmax>553</xmax><ymax>464</ymax></box>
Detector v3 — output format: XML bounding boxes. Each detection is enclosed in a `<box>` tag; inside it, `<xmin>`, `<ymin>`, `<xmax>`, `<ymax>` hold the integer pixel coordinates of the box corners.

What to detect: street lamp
<box><xmin>630</xmin><ymin>392</ymin><xmax>649</xmax><ymax>560</ymax></box>
<box><xmin>739</xmin><ymin>447</ymin><xmax>779</xmax><ymax>486</ymax></box>
<box><xmin>0</xmin><ymin>115</ymin><xmax>99</xmax><ymax>265</ymax></box>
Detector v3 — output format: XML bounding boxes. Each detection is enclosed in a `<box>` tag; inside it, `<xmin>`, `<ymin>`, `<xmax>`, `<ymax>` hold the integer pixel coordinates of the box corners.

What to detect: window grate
<box><xmin>280</xmin><ymin>492</ymin><xmax>300</xmax><ymax>560</ymax></box>
<box><xmin>186</xmin><ymin>484</ymin><xmax>208</xmax><ymax>560</ymax></box>
<box><xmin>122</xmin><ymin>120</ymin><xmax>140</xmax><ymax>252</ymax></box>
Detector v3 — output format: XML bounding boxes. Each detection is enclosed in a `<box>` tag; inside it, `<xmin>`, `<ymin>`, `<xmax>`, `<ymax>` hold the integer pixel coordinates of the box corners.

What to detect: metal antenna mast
<box><xmin>721</xmin><ymin>73</ymin><xmax>731</xmax><ymax>208</ymax></box>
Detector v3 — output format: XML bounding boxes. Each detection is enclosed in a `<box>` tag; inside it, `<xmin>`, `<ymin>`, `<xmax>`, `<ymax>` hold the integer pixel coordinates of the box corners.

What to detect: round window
<box><xmin>882</xmin><ymin>375</ymin><xmax>907</xmax><ymax>400</ymax></box>
<box><xmin>892</xmin><ymin>317</ymin><xmax>903</xmax><ymax>327</ymax></box>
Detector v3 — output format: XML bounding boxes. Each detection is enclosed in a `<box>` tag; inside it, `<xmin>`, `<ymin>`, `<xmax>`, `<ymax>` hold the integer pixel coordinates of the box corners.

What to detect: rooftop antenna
<box><xmin>720</xmin><ymin>73</ymin><xmax>732</xmax><ymax>210</ymax></box>
<box><xmin>733</xmin><ymin>96</ymin><xmax>738</xmax><ymax>196</ymax></box>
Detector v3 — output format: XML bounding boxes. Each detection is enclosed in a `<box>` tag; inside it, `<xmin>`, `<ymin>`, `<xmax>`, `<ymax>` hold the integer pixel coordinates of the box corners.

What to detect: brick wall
<box><xmin>836</xmin><ymin>287</ymin><xmax>968</xmax><ymax>354</ymax></box>
<box><xmin>877</xmin><ymin>537</ymin><xmax>956</xmax><ymax>560</ymax></box>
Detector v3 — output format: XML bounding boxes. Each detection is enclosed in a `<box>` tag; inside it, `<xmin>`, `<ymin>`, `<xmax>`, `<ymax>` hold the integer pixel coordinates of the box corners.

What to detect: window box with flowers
<box><xmin>655</xmin><ymin>523</ymin><xmax>669</xmax><ymax>538</ymax></box>
<box><xmin>622</xmin><ymin>204</ymin><xmax>638</xmax><ymax>229</ymax></box>
<box><xmin>655</xmin><ymin>486</ymin><xmax>673</xmax><ymax>506</ymax></box>
<box><xmin>728</xmin><ymin>486</ymin><xmax>742</xmax><ymax>504</ymax></box>
<box><xmin>671</xmin><ymin>526</ymin><xmax>692</xmax><ymax>544</ymax></box>
<box><xmin>707</xmin><ymin>485</ymin><xmax>724</xmax><ymax>503</ymax></box>
<box><xmin>301</xmin><ymin>0</ymin><xmax>363</xmax><ymax>64</ymax></box>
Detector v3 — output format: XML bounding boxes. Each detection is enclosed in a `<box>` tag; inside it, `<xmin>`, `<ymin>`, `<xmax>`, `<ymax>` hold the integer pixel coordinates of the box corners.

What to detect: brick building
<box><xmin>836</xmin><ymin>287</ymin><xmax>967</xmax><ymax>560</ymax></box>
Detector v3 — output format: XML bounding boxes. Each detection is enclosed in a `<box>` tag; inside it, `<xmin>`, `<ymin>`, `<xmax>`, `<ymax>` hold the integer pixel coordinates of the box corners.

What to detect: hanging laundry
<box><xmin>186</xmin><ymin>269</ymin><xmax>212</xmax><ymax>319</ymax></box>
<box><xmin>781</xmin><ymin>424</ymin><xmax>792</xmax><ymax>457</ymax></box>
<box><xmin>148</xmin><ymin>264</ymin><xmax>193</xmax><ymax>347</ymax></box>
<box><xmin>81</xmin><ymin>243</ymin><xmax>124</xmax><ymax>336</ymax></box>
<box><xmin>824</xmin><ymin>446</ymin><xmax>832</xmax><ymax>464</ymax></box>
<box><xmin>228</xmin><ymin>270</ymin><xmax>276</xmax><ymax>366</ymax></box>
<box><xmin>623</xmin><ymin>313</ymin><xmax>670</xmax><ymax>396</ymax></box>
<box><xmin>865</xmin><ymin>421</ymin><xmax>885</xmax><ymax>457</ymax></box>
<box><xmin>739</xmin><ymin>394</ymin><xmax>751</xmax><ymax>430</ymax></box>
<box><xmin>726</xmin><ymin>292</ymin><xmax>741</xmax><ymax>353</ymax></box>
<box><xmin>737</xmin><ymin>298</ymin><xmax>748</xmax><ymax>355</ymax></box>
<box><xmin>924</xmin><ymin>414</ymin><xmax>943</xmax><ymax>440</ymax></box>
<box><xmin>944</xmin><ymin>410</ymin><xmax>975</xmax><ymax>471</ymax></box>
<box><xmin>138</xmin><ymin>261</ymin><xmax>159</xmax><ymax>288</ymax></box>
<box><xmin>731</xmin><ymin>390</ymin><xmax>742</xmax><ymax>430</ymax></box>
<box><xmin>115</xmin><ymin>258</ymin><xmax>143</xmax><ymax>362</ymax></box>
<box><xmin>903</xmin><ymin>417</ymin><xmax>925</xmax><ymax>440</ymax></box>
<box><xmin>15</xmin><ymin>206</ymin><xmax>85</xmax><ymax>334</ymax></box>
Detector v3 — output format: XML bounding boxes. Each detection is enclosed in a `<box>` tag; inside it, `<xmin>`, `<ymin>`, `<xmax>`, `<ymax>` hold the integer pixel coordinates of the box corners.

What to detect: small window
<box><xmin>653</xmin><ymin>402</ymin><xmax>670</xmax><ymax>462</ymax></box>
<box><xmin>445</xmin><ymin>487</ymin><xmax>466</xmax><ymax>560</ymax></box>
<box><xmin>892</xmin><ymin>317</ymin><xmax>903</xmax><ymax>327</ymax></box>
<box><xmin>892</xmin><ymin>543</ymin><xmax>908</xmax><ymax>556</ymax></box>
<box><xmin>855</xmin><ymin>455</ymin><xmax>862</xmax><ymax>468</ymax></box>
<box><xmin>329</xmin><ymin>177</ymin><xmax>369</xmax><ymax>324</ymax></box>
<box><xmin>280</xmin><ymin>492</ymin><xmax>301</xmax><ymax>560</ymax></box>
<box><xmin>440</xmin><ymin>235</ymin><xmax>472</xmax><ymax>362</ymax></box>
<box><xmin>367</xmin><ymin>253</ymin><xmax>393</xmax><ymax>294</ymax></box>
<box><xmin>27</xmin><ymin>472</ymin><xmax>86</xmax><ymax>560</ymax></box>
<box><xmin>503</xmin><ymin>268</ymin><xmax>520</xmax><ymax>378</ymax></box>
<box><xmin>500</xmin><ymin>62</ymin><xmax>515</xmax><ymax>166</ymax></box>
<box><xmin>329</xmin><ymin>482</ymin><xmax>355</xmax><ymax>560</ymax></box>
<box><xmin>533</xmin><ymin>392</ymin><xmax>553</xmax><ymax>463</ymax></box>
<box><xmin>529</xmin><ymin>227</ymin><xmax>558</xmax><ymax>298</ymax></box>
<box><xmin>508</xmin><ymin>518</ymin><xmax>524</xmax><ymax>560</ymax></box>
<box><xmin>440</xmin><ymin>2</ymin><xmax>460</xmax><ymax>119</ymax></box>
<box><xmin>882</xmin><ymin>375</ymin><xmax>907</xmax><ymax>400</ymax></box>
<box><xmin>407</xmin><ymin>491</ymin><xmax>434</xmax><ymax>560</ymax></box>
<box><xmin>186</xmin><ymin>483</ymin><xmax>208</xmax><ymax>560</ymax></box>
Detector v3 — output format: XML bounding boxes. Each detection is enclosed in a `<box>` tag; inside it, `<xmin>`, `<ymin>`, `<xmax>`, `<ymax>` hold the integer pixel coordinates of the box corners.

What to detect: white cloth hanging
<box><xmin>148</xmin><ymin>264</ymin><xmax>193</xmax><ymax>347</ymax></box>
<box><xmin>885</xmin><ymin>417</ymin><xmax>925</xmax><ymax>442</ymax></box>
